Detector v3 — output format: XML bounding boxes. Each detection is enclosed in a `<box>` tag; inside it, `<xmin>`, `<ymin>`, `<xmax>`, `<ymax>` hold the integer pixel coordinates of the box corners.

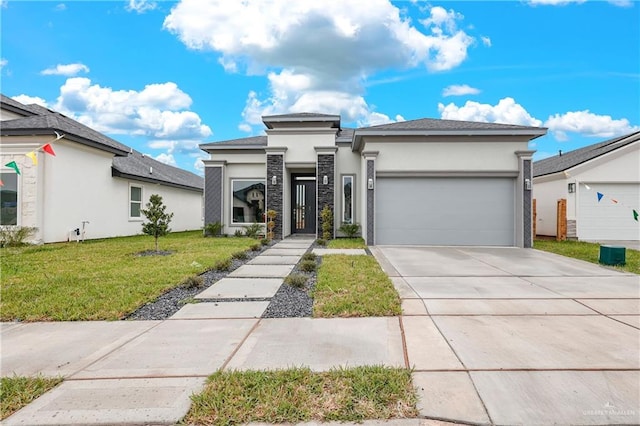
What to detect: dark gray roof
<box><xmin>262</xmin><ymin>112</ymin><xmax>341</xmax><ymax>129</ymax></box>
<box><xmin>0</xmin><ymin>94</ymin><xmax>41</xmax><ymax>116</ymax></box>
<box><xmin>359</xmin><ymin>117</ymin><xmax>545</xmax><ymax>132</ymax></box>
<box><xmin>200</xmin><ymin>135</ymin><xmax>267</xmax><ymax>150</ymax></box>
<box><xmin>1</xmin><ymin>112</ymin><xmax>132</xmax><ymax>156</ymax></box>
<box><xmin>113</xmin><ymin>151</ymin><xmax>203</xmax><ymax>191</ymax></box>
<box><xmin>336</xmin><ymin>127</ymin><xmax>355</xmax><ymax>143</ymax></box>
<box><xmin>533</xmin><ymin>131</ymin><xmax>640</xmax><ymax>178</ymax></box>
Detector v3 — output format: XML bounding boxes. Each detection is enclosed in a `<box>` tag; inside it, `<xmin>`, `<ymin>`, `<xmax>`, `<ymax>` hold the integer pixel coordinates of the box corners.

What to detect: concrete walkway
<box><xmin>2</xmin><ymin>241</ymin><xmax>638</xmax><ymax>425</ymax></box>
<box><xmin>373</xmin><ymin>246</ymin><xmax>640</xmax><ymax>426</ymax></box>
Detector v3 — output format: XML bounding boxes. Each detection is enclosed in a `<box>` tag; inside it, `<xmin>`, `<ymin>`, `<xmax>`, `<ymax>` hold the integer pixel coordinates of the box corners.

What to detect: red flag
<box><xmin>611</xmin><ymin>199</ymin><xmax>618</xmax><ymax>204</ymax></box>
<box><xmin>0</xmin><ymin>179</ymin><xmax>4</xmax><ymax>187</ymax></box>
<box><xmin>42</xmin><ymin>143</ymin><xmax>56</xmax><ymax>156</ymax></box>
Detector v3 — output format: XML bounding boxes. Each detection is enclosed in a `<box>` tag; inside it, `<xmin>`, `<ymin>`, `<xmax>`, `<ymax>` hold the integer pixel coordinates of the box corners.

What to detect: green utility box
<box><xmin>599</xmin><ymin>245</ymin><xmax>626</xmax><ymax>266</ymax></box>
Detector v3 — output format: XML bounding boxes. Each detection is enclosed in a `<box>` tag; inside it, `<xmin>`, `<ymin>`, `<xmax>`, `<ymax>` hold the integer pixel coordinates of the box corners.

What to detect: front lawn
<box><xmin>1</xmin><ymin>376</ymin><xmax>63</xmax><ymax>420</ymax></box>
<box><xmin>327</xmin><ymin>238</ymin><xmax>367</xmax><ymax>249</ymax></box>
<box><xmin>313</xmin><ymin>255</ymin><xmax>401</xmax><ymax>317</ymax></box>
<box><xmin>534</xmin><ymin>240</ymin><xmax>639</xmax><ymax>274</ymax></box>
<box><xmin>0</xmin><ymin>231</ymin><xmax>256</xmax><ymax>321</ymax></box>
<box><xmin>183</xmin><ymin>367</ymin><xmax>417</xmax><ymax>425</ymax></box>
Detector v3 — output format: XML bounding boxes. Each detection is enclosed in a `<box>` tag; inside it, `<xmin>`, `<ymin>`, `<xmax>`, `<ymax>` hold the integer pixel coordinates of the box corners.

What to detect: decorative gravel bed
<box><xmin>124</xmin><ymin>240</ymin><xmax>321</xmax><ymax>321</ymax></box>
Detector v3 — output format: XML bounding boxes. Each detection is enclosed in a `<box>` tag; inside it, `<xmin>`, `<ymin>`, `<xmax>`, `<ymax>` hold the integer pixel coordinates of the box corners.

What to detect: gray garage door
<box><xmin>376</xmin><ymin>177</ymin><xmax>516</xmax><ymax>246</ymax></box>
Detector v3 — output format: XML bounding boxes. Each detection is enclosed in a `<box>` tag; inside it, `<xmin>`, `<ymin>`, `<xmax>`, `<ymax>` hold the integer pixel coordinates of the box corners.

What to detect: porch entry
<box><xmin>291</xmin><ymin>174</ymin><xmax>316</xmax><ymax>234</ymax></box>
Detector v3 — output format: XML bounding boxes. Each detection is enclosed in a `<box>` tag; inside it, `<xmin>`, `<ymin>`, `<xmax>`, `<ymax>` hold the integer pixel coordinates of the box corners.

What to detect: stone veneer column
<box><xmin>516</xmin><ymin>151</ymin><xmax>535</xmax><ymax>248</ymax></box>
<box><xmin>316</xmin><ymin>147</ymin><xmax>337</xmax><ymax>237</ymax></box>
<box><xmin>266</xmin><ymin>148</ymin><xmax>286</xmax><ymax>240</ymax></box>
<box><xmin>204</xmin><ymin>161</ymin><xmax>225</xmax><ymax>227</ymax></box>
<box><xmin>363</xmin><ymin>151</ymin><xmax>378</xmax><ymax>246</ymax></box>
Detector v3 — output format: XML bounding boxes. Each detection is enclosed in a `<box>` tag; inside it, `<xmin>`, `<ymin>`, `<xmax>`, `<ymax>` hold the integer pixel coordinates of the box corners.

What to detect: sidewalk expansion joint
<box><xmin>64</xmin><ymin>374</ymin><xmax>211</xmax><ymax>381</ymax></box>
<box><xmin>398</xmin><ymin>316</ymin><xmax>410</xmax><ymax>369</ymax></box>
<box><xmin>220</xmin><ymin>318</ymin><xmax>262</xmax><ymax>371</ymax></box>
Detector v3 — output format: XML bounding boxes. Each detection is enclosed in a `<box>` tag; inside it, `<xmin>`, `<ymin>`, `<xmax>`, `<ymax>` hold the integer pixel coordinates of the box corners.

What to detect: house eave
<box><xmin>1</xmin><ymin>128</ymin><xmax>130</xmax><ymax>157</ymax></box>
<box><xmin>111</xmin><ymin>168</ymin><xmax>203</xmax><ymax>192</ymax></box>
<box><xmin>200</xmin><ymin>144</ymin><xmax>266</xmax><ymax>152</ymax></box>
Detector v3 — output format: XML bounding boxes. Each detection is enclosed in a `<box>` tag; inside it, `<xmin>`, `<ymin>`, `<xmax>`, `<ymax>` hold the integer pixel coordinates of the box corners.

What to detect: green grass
<box><xmin>0</xmin><ymin>231</ymin><xmax>256</xmax><ymax>321</ymax></box>
<box><xmin>1</xmin><ymin>376</ymin><xmax>63</xmax><ymax>420</ymax></box>
<box><xmin>327</xmin><ymin>238</ymin><xmax>367</xmax><ymax>249</ymax></box>
<box><xmin>313</xmin><ymin>255</ymin><xmax>401</xmax><ymax>317</ymax></box>
<box><xmin>534</xmin><ymin>240</ymin><xmax>639</xmax><ymax>274</ymax></box>
<box><xmin>183</xmin><ymin>366</ymin><xmax>417</xmax><ymax>425</ymax></box>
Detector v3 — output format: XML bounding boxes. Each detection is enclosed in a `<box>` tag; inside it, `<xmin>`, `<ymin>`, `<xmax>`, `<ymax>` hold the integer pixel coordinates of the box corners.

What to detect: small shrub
<box><xmin>320</xmin><ymin>205</ymin><xmax>333</xmax><ymax>240</ymax></box>
<box><xmin>339</xmin><ymin>222</ymin><xmax>360</xmax><ymax>238</ymax></box>
<box><xmin>234</xmin><ymin>229</ymin><xmax>244</xmax><ymax>237</ymax></box>
<box><xmin>204</xmin><ymin>221</ymin><xmax>223</xmax><ymax>237</ymax></box>
<box><xmin>214</xmin><ymin>258</ymin><xmax>232</xmax><ymax>271</ymax></box>
<box><xmin>285</xmin><ymin>273</ymin><xmax>307</xmax><ymax>288</ymax></box>
<box><xmin>266</xmin><ymin>210</ymin><xmax>277</xmax><ymax>240</ymax></box>
<box><xmin>141</xmin><ymin>194</ymin><xmax>174</xmax><ymax>252</ymax></box>
<box><xmin>260</xmin><ymin>238</ymin><xmax>270</xmax><ymax>246</ymax></box>
<box><xmin>244</xmin><ymin>222</ymin><xmax>264</xmax><ymax>239</ymax></box>
<box><xmin>250</xmin><ymin>243</ymin><xmax>261</xmax><ymax>251</ymax></box>
<box><xmin>232</xmin><ymin>251</ymin><xmax>248</xmax><ymax>260</ymax></box>
<box><xmin>316</xmin><ymin>238</ymin><xmax>327</xmax><ymax>246</ymax></box>
<box><xmin>302</xmin><ymin>252</ymin><xmax>317</xmax><ymax>261</ymax></box>
<box><xmin>299</xmin><ymin>259</ymin><xmax>317</xmax><ymax>272</ymax></box>
<box><xmin>181</xmin><ymin>275</ymin><xmax>204</xmax><ymax>289</ymax></box>
<box><xmin>0</xmin><ymin>226</ymin><xmax>37</xmax><ymax>247</ymax></box>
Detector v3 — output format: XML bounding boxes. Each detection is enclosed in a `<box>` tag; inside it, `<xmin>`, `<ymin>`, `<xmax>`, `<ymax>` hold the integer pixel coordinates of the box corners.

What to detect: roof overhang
<box><xmin>2</xmin><ymin>128</ymin><xmax>130</xmax><ymax>157</ymax></box>
<box><xmin>262</xmin><ymin>114</ymin><xmax>340</xmax><ymax>129</ymax></box>
<box><xmin>111</xmin><ymin>168</ymin><xmax>203</xmax><ymax>192</ymax></box>
<box><xmin>351</xmin><ymin>128</ymin><xmax>548</xmax><ymax>151</ymax></box>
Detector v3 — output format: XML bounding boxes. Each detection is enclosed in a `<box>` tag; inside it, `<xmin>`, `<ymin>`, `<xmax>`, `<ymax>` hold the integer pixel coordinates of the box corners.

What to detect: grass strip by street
<box><xmin>183</xmin><ymin>366</ymin><xmax>417</xmax><ymax>425</ymax></box>
<box><xmin>0</xmin><ymin>231</ymin><xmax>256</xmax><ymax>321</ymax></box>
<box><xmin>534</xmin><ymin>240</ymin><xmax>639</xmax><ymax>274</ymax></box>
<box><xmin>313</xmin><ymin>255</ymin><xmax>401</xmax><ymax>317</ymax></box>
<box><xmin>327</xmin><ymin>238</ymin><xmax>367</xmax><ymax>249</ymax></box>
<box><xmin>1</xmin><ymin>376</ymin><xmax>63</xmax><ymax>420</ymax></box>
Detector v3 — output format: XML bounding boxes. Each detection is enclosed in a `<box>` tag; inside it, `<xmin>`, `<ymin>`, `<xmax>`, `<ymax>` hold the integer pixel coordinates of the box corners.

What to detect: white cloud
<box><xmin>528</xmin><ymin>0</ymin><xmax>586</xmax><ymax>5</ymax></box>
<box><xmin>54</xmin><ymin>3</ymin><xmax>66</xmax><ymax>11</ymax></box>
<box><xmin>544</xmin><ymin>110</ymin><xmax>639</xmax><ymax>140</ymax></box>
<box><xmin>41</xmin><ymin>63</ymin><xmax>90</xmax><ymax>76</ymax></box>
<box><xmin>12</xmin><ymin>95</ymin><xmax>48</xmax><ymax>107</ymax></box>
<box><xmin>438</xmin><ymin>97</ymin><xmax>543</xmax><ymax>127</ymax></box>
<box><xmin>126</xmin><ymin>0</ymin><xmax>157</xmax><ymax>13</ymax></box>
<box><xmin>154</xmin><ymin>153</ymin><xmax>177</xmax><ymax>166</ymax></box>
<box><xmin>53</xmin><ymin>77</ymin><xmax>212</xmax><ymax>143</ymax></box>
<box><xmin>481</xmin><ymin>36</ymin><xmax>491</xmax><ymax>47</ymax></box>
<box><xmin>607</xmin><ymin>0</ymin><xmax>632</xmax><ymax>6</ymax></box>
<box><xmin>164</xmin><ymin>0</ymin><xmax>479</xmax><ymax>129</ymax></box>
<box><xmin>0</xmin><ymin>58</ymin><xmax>7</xmax><ymax>69</ymax></box>
<box><xmin>442</xmin><ymin>84</ymin><xmax>481</xmax><ymax>97</ymax></box>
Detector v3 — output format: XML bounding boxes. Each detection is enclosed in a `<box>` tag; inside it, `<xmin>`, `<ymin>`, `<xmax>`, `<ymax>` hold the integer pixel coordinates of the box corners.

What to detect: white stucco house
<box><xmin>200</xmin><ymin>113</ymin><xmax>547</xmax><ymax>247</ymax></box>
<box><xmin>0</xmin><ymin>95</ymin><xmax>204</xmax><ymax>243</ymax></box>
<box><xmin>533</xmin><ymin>131</ymin><xmax>640</xmax><ymax>241</ymax></box>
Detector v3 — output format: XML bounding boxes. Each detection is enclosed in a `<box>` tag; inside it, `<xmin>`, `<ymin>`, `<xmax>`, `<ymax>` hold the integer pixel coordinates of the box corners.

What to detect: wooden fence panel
<box><xmin>556</xmin><ymin>198</ymin><xmax>567</xmax><ymax>241</ymax></box>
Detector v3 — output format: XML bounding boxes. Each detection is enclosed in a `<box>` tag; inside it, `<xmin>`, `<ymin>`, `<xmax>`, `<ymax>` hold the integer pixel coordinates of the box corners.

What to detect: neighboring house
<box><xmin>0</xmin><ymin>95</ymin><xmax>204</xmax><ymax>243</ymax></box>
<box><xmin>200</xmin><ymin>113</ymin><xmax>546</xmax><ymax>247</ymax></box>
<box><xmin>533</xmin><ymin>131</ymin><xmax>640</xmax><ymax>241</ymax></box>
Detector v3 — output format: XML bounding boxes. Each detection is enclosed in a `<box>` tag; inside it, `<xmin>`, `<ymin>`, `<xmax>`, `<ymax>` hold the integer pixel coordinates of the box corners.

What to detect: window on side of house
<box><xmin>343</xmin><ymin>175</ymin><xmax>353</xmax><ymax>224</ymax></box>
<box><xmin>0</xmin><ymin>172</ymin><xmax>18</xmax><ymax>225</ymax></box>
<box><xmin>231</xmin><ymin>179</ymin><xmax>266</xmax><ymax>224</ymax></box>
<box><xmin>130</xmin><ymin>185</ymin><xmax>142</xmax><ymax>219</ymax></box>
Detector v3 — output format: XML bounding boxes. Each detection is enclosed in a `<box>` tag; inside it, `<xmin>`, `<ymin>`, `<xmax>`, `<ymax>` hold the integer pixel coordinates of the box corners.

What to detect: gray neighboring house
<box><xmin>0</xmin><ymin>94</ymin><xmax>204</xmax><ymax>243</ymax></box>
<box><xmin>200</xmin><ymin>113</ymin><xmax>546</xmax><ymax>247</ymax></box>
<box><xmin>533</xmin><ymin>131</ymin><xmax>640</xmax><ymax>241</ymax></box>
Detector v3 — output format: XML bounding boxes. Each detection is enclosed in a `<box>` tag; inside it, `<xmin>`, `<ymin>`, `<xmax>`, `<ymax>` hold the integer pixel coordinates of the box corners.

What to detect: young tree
<box><xmin>141</xmin><ymin>194</ymin><xmax>174</xmax><ymax>252</ymax></box>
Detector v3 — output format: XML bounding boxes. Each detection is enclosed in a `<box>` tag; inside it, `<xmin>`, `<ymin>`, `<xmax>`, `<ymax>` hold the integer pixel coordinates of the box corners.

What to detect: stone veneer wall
<box><xmin>523</xmin><ymin>159</ymin><xmax>532</xmax><ymax>248</ymax></box>
<box><xmin>317</xmin><ymin>154</ymin><xmax>335</xmax><ymax>237</ymax></box>
<box><xmin>366</xmin><ymin>159</ymin><xmax>375</xmax><ymax>246</ymax></box>
<box><xmin>266</xmin><ymin>154</ymin><xmax>284</xmax><ymax>239</ymax></box>
<box><xmin>204</xmin><ymin>167</ymin><xmax>223</xmax><ymax>226</ymax></box>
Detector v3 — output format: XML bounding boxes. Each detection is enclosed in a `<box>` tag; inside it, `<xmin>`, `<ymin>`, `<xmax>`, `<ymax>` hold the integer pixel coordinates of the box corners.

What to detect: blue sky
<box><xmin>1</xmin><ymin>0</ymin><xmax>638</xmax><ymax>175</ymax></box>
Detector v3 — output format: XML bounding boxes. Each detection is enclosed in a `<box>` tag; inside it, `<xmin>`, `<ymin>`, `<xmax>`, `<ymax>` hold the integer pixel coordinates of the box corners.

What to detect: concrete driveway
<box><xmin>373</xmin><ymin>246</ymin><xmax>640</xmax><ymax>426</ymax></box>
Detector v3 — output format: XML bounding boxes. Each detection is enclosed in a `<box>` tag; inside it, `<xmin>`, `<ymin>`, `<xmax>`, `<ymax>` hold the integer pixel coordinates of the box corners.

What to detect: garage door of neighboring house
<box><xmin>578</xmin><ymin>183</ymin><xmax>640</xmax><ymax>241</ymax></box>
<box><xmin>375</xmin><ymin>177</ymin><xmax>516</xmax><ymax>246</ymax></box>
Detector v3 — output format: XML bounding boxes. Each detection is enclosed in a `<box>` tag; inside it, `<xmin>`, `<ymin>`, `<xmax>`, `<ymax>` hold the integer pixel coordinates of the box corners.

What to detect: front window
<box><xmin>0</xmin><ymin>172</ymin><xmax>18</xmax><ymax>225</ymax></box>
<box><xmin>130</xmin><ymin>185</ymin><xmax>142</xmax><ymax>219</ymax></box>
<box><xmin>343</xmin><ymin>175</ymin><xmax>353</xmax><ymax>224</ymax></box>
<box><xmin>232</xmin><ymin>179</ymin><xmax>266</xmax><ymax>223</ymax></box>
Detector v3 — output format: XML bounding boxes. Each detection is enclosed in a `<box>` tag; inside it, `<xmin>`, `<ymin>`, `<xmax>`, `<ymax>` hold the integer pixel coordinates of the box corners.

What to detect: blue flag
<box><xmin>597</xmin><ymin>192</ymin><xmax>604</xmax><ymax>202</ymax></box>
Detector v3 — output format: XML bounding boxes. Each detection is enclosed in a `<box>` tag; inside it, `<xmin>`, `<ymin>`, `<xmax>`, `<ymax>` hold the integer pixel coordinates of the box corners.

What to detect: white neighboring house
<box><xmin>533</xmin><ymin>131</ymin><xmax>640</xmax><ymax>241</ymax></box>
<box><xmin>0</xmin><ymin>95</ymin><xmax>204</xmax><ymax>243</ymax></box>
<box><xmin>200</xmin><ymin>113</ymin><xmax>547</xmax><ymax>247</ymax></box>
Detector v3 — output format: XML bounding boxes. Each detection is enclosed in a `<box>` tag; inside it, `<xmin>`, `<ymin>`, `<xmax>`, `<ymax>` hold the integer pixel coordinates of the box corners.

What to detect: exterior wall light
<box><xmin>568</xmin><ymin>183</ymin><xmax>575</xmax><ymax>193</ymax></box>
<box><xmin>323</xmin><ymin>175</ymin><xmax>328</xmax><ymax>185</ymax></box>
<box><xmin>272</xmin><ymin>176</ymin><xmax>277</xmax><ymax>185</ymax></box>
<box><xmin>367</xmin><ymin>178</ymin><xmax>374</xmax><ymax>190</ymax></box>
<box><xmin>524</xmin><ymin>178</ymin><xmax>531</xmax><ymax>191</ymax></box>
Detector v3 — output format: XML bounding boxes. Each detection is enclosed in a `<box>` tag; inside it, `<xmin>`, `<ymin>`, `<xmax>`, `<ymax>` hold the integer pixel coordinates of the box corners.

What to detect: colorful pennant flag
<box><xmin>597</xmin><ymin>192</ymin><xmax>604</xmax><ymax>202</ymax></box>
<box><xmin>0</xmin><ymin>179</ymin><xmax>4</xmax><ymax>187</ymax></box>
<box><xmin>4</xmin><ymin>161</ymin><xmax>20</xmax><ymax>175</ymax></box>
<box><xmin>25</xmin><ymin>151</ymin><xmax>38</xmax><ymax>166</ymax></box>
<box><xmin>42</xmin><ymin>143</ymin><xmax>56</xmax><ymax>156</ymax></box>
<box><xmin>634</xmin><ymin>210</ymin><xmax>639</xmax><ymax>222</ymax></box>
<box><xmin>611</xmin><ymin>198</ymin><xmax>618</xmax><ymax>204</ymax></box>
